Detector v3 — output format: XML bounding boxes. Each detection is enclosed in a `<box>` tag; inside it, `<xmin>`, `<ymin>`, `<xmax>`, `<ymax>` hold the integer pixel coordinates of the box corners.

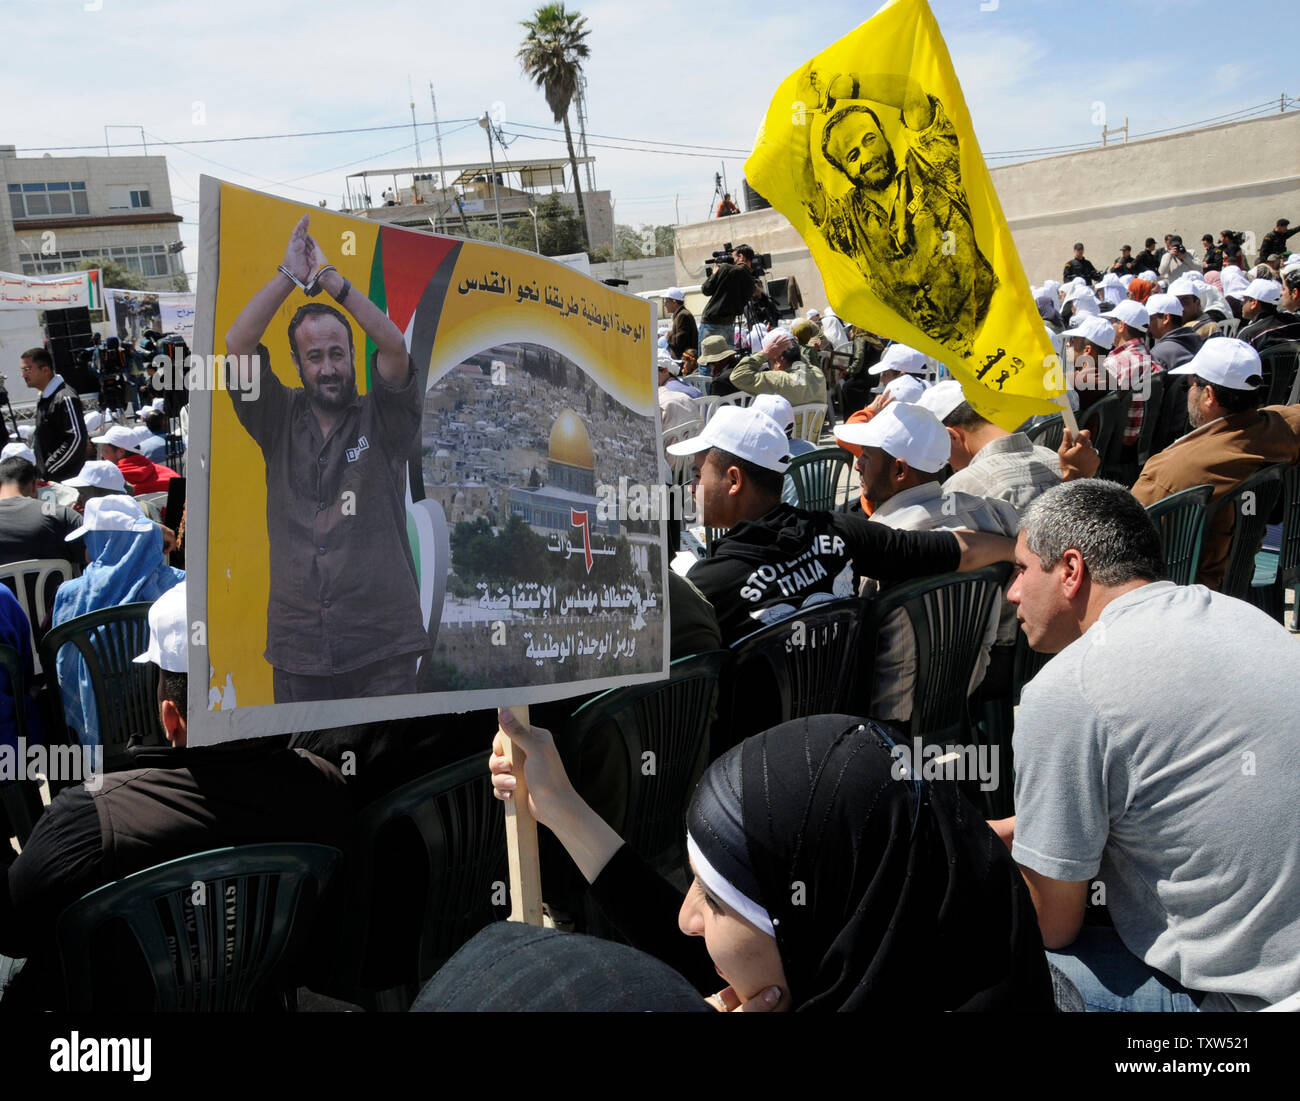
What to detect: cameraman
<box><xmin>698</xmin><ymin>244</ymin><xmax>756</xmax><ymax>356</ymax></box>
<box><xmin>1158</xmin><ymin>236</ymin><xmax>1201</xmax><ymax>281</ymax></box>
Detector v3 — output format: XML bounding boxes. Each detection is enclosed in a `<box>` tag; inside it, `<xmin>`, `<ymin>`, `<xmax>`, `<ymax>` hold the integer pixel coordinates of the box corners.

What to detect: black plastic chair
<box><xmin>1261</xmin><ymin>342</ymin><xmax>1300</xmax><ymax>408</ymax></box>
<box><xmin>1011</xmin><ymin>628</ymin><xmax>1053</xmax><ymax>707</ymax></box>
<box><xmin>718</xmin><ymin>598</ymin><xmax>865</xmax><ymax>754</ymax></box>
<box><xmin>1208</xmin><ymin>465</ymin><xmax>1285</xmax><ymax>600</ymax></box>
<box><xmin>1080</xmin><ymin>389</ymin><xmax>1133</xmax><ymax>481</ymax></box>
<box><xmin>324</xmin><ymin>754</ymin><xmax>509</xmax><ymax>1010</ymax></box>
<box><xmin>0</xmin><ymin>642</ymin><xmax>44</xmax><ymax>846</ymax></box>
<box><xmin>39</xmin><ymin>602</ymin><xmax>162</xmax><ymax>772</ymax></box>
<box><xmin>787</xmin><ymin>447</ymin><xmax>854</xmax><ymax>511</ymax></box>
<box><xmin>1025</xmin><ymin>413</ymin><xmax>1065</xmax><ymax>452</ymax></box>
<box><xmin>859</xmin><ymin>564</ymin><xmax>1011</xmax><ymax>744</ymax></box>
<box><xmin>1248</xmin><ymin>462</ymin><xmax>1300</xmax><ymax>624</ymax></box>
<box><xmin>1151</xmin><ymin>371</ymin><xmax>1191</xmax><ymax>454</ymax></box>
<box><xmin>563</xmin><ymin>650</ymin><xmax>727</xmax><ymax>886</ymax></box>
<box><xmin>1145</xmin><ymin>484</ymin><xmax>1214</xmax><ymax>585</ymax></box>
<box><xmin>56</xmin><ymin>843</ymin><xmax>340</xmax><ymax>1011</ymax></box>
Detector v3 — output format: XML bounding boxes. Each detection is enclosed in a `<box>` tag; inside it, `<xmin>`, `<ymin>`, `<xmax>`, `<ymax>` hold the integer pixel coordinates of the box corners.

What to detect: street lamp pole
<box><xmin>479</xmin><ymin>113</ymin><xmax>505</xmax><ymax>242</ymax></box>
<box><xmin>527</xmin><ymin>206</ymin><xmax>541</xmax><ymax>254</ymax></box>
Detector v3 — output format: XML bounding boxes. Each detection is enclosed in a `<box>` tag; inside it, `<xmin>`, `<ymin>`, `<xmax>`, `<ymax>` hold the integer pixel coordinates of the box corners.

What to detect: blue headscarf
<box><xmin>52</xmin><ymin>524</ymin><xmax>184</xmax><ymax>747</ymax></box>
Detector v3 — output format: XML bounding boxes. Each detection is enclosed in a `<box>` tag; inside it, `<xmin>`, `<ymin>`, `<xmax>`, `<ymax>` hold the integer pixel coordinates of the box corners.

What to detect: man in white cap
<box><xmin>1105</xmin><ymin>299</ymin><xmax>1157</xmax><ymax>454</ymax></box>
<box><xmin>867</xmin><ymin>343</ymin><xmax>931</xmax><ymax>405</ymax></box>
<box><xmin>1168</xmin><ymin>275</ymin><xmax>1216</xmax><ymax>340</ymax></box>
<box><xmin>662</xmin><ymin>287</ymin><xmax>697</xmax><ymax>361</ymax></box>
<box><xmin>0</xmin><ymin>455</ymin><xmax>81</xmax><ymax>567</ymax></box>
<box><xmin>659</xmin><ymin>351</ymin><xmax>701</xmax><ymax>400</ymax></box>
<box><xmin>666</xmin><ymin>405</ymin><xmax>1014</xmax><ymax>644</ymax></box>
<box><xmin>918</xmin><ymin>380</ymin><xmax>1062</xmax><ymax>515</ymax></box>
<box><xmin>657</xmin><ymin>352</ymin><xmax>697</xmax><ymax>435</ymax></box>
<box><xmin>750</xmin><ymin>393</ymin><xmax>816</xmax><ymax>507</ymax></box>
<box><xmin>1058</xmin><ymin>314</ymin><xmax>1115</xmax><ymax>417</ymax></box>
<box><xmin>834</xmin><ymin>403</ymin><xmax>1018</xmax><ymax>724</ymax></box>
<box><xmin>1253</xmin><ymin>255</ymin><xmax>1300</xmax><ymax>353</ymax></box>
<box><xmin>729</xmin><ymin>328</ymin><xmax>827</xmax><ymax>408</ymax></box>
<box><xmin>62</xmin><ymin>458</ymin><xmax>130</xmax><ymax>508</ymax></box>
<box><xmin>1065</xmin><ymin>339</ymin><xmax>1300</xmax><ymax>590</ymax></box>
<box><xmin>91</xmin><ymin>423</ymin><xmax>179</xmax><ymax>496</ymax></box>
<box><xmin>0</xmin><ymin>579</ymin><xmax>355</xmax><ymax>1010</ymax></box>
<box><xmin>1236</xmin><ymin>278</ymin><xmax>1287</xmax><ymax>348</ymax></box>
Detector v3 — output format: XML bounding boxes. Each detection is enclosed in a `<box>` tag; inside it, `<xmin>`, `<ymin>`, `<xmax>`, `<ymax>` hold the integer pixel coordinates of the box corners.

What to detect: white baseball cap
<box><xmin>833</xmin><ymin>402</ymin><xmax>950</xmax><ymax>473</ymax></box>
<box><xmin>1282</xmin><ymin>254</ymin><xmax>1300</xmax><ymax>276</ymax></box>
<box><xmin>916</xmin><ymin>379</ymin><xmax>966</xmax><ymax>423</ymax></box>
<box><xmin>1</xmin><ymin>442</ymin><xmax>36</xmax><ymax>464</ymax></box>
<box><xmin>1061</xmin><ymin>314</ymin><xmax>1116</xmax><ymax>350</ymax></box>
<box><xmin>1109</xmin><ymin>299</ymin><xmax>1149</xmax><ymax>333</ymax></box>
<box><xmin>1137</xmin><ymin>269</ymin><xmax>1158</xmax><ymax>282</ymax></box>
<box><xmin>663</xmin><ymin>287</ymin><xmax>685</xmax><ymax>303</ymax></box>
<box><xmin>656</xmin><ymin>351</ymin><xmax>681</xmax><ymax>377</ymax></box>
<box><xmin>66</xmin><ymin>494</ymin><xmax>154</xmax><ymax>539</ymax></box>
<box><xmin>1168</xmin><ymin>338</ymin><xmax>1264</xmax><ymax>391</ymax></box>
<box><xmin>882</xmin><ymin>374</ymin><xmax>928</xmax><ymax>403</ymax></box>
<box><xmin>666</xmin><ymin>405</ymin><xmax>791</xmax><ymax>473</ymax></box>
<box><xmin>761</xmin><ymin>328</ymin><xmax>795</xmax><ymax>355</ymax></box>
<box><xmin>90</xmin><ymin>424</ymin><xmax>144</xmax><ymax>453</ymax></box>
<box><xmin>1145</xmin><ymin>293</ymin><xmax>1184</xmax><ymax>318</ymax></box>
<box><xmin>63</xmin><ymin>460</ymin><xmax>128</xmax><ymax>492</ymax></box>
<box><xmin>1243</xmin><ymin>278</ymin><xmax>1282</xmax><ymax>305</ymax></box>
<box><xmin>83</xmin><ymin>410</ymin><xmax>104</xmax><ymax>434</ymax></box>
<box><xmin>868</xmin><ymin>343</ymin><xmax>929</xmax><ymax>376</ymax></box>
<box><xmin>133</xmin><ymin>582</ymin><xmax>187</xmax><ymax>673</ymax></box>
<box><xmin>1070</xmin><ymin>294</ymin><xmax>1100</xmax><ymax>317</ymax></box>
<box><xmin>750</xmin><ymin>393</ymin><xmax>795</xmax><ymax>435</ymax></box>
<box><xmin>1167</xmin><ymin>275</ymin><xmax>1201</xmax><ymax>299</ymax></box>
<box><xmin>17</xmin><ymin>425</ymin><xmax>34</xmax><ymax>441</ymax></box>
<box><xmin>806</xmin><ymin>309</ymin><xmax>820</xmax><ymax>320</ymax></box>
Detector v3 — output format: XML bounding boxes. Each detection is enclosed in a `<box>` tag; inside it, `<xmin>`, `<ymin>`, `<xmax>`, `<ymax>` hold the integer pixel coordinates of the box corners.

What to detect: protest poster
<box><xmin>0</xmin><ymin>269</ymin><xmax>101</xmax><ymax>311</ymax></box>
<box><xmin>744</xmin><ymin>0</ymin><xmax>1063</xmax><ymax>430</ymax></box>
<box><xmin>105</xmin><ymin>287</ymin><xmax>196</xmax><ymax>346</ymax></box>
<box><xmin>187</xmin><ymin>177</ymin><xmax>669</xmax><ymax>744</ymax></box>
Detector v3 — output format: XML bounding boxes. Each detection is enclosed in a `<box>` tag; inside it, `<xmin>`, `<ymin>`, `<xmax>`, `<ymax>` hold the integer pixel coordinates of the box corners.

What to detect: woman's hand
<box><xmin>705</xmin><ymin>985</ymin><xmax>784</xmax><ymax>1012</ymax></box>
<box><xmin>489</xmin><ymin>708</ymin><xmax>578</xmax><ymax>830</ymax></box>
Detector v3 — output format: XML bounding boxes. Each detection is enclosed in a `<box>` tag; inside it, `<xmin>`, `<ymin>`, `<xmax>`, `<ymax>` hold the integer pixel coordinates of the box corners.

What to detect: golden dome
<box><xmin>549</xmin><ymin>408</ymin><xmax>595</xmax><ymax>469</ymax></box>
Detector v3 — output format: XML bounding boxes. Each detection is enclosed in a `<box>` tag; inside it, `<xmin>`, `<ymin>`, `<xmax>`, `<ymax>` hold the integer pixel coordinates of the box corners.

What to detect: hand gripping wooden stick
<box><xmin>500</xmin><ymin>705</ymin><xmax>545</xmax><ymax>926</ymax></box>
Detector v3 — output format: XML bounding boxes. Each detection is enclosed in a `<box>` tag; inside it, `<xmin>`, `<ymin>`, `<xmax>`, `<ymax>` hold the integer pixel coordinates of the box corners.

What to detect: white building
<box><xmin>0</xmin><ymin>144</ymin><xmax>185</xmax><ymax>290</ymax></box>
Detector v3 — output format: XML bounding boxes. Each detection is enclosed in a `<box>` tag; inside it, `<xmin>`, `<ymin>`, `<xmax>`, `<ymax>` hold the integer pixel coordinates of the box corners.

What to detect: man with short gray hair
<box><xmin>995</xmin><ymin>479</ymin><xmax>1300</xmax><ymax>1012</ymax></box>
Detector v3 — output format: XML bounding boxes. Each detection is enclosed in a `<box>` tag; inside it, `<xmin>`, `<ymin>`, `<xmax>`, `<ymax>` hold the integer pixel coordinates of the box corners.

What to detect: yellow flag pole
<box><xmin>500</xmin><ymin>704</ymin><xmax>545</xmax><ymax>926</ymax></box>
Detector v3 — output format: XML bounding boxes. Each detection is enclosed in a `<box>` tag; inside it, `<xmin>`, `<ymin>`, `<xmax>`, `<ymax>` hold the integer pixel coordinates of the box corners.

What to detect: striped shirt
<box><xmin>1104</xmin><ymin>338</ymin><xmax>1157</xmax><ymax>447</ymax></box>
<box><xmin>942</xmin><ymin>432</ymin><xmax>1062</xmax><ymax>515</ymax></box>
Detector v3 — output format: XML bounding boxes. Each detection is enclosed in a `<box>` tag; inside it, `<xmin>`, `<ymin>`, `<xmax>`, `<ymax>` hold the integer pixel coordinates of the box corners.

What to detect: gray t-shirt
<box><xmin>0</xmin><ymin>496</ymin><xmax>82</xmax><ymax>567</ymax></box>
<box><xmin>1013</xmin><ymin>581</ymin><xmax>1300</xmax><ymax>1010</ymax></box>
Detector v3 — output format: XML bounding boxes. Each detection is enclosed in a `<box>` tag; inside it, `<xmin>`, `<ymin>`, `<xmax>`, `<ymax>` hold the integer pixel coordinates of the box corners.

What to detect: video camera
<box><xmin>704</xmin><ymin>242</ymin><xmax>773</xmax><ymax>279</ymax></box>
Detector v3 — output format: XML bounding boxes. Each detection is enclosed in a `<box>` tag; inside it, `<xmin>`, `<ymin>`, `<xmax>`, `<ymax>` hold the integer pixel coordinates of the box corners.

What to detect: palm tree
<box><xmin>517</xmin><ymin>3</ymin><xmax>590</xmax><ymax>251</ymax></box>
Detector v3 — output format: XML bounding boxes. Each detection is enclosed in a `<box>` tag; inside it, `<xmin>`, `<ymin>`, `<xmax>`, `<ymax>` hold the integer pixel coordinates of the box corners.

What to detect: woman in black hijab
<box><xmin>491</xmin><ymin>709</ymin><xmax>1054</xmax><ymax>1012</ymax></box>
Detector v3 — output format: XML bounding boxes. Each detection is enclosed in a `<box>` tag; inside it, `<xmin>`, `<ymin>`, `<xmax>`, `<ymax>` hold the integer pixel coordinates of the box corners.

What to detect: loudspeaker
<box><xmin>44</xmin><ymin>307</ymin><xmax>96</xmax><ymax>394</ymax></box>
<box><xmin>742</xmin><ymin>178</ymin><xmax>771</xmax><ymax>213</ymax></box>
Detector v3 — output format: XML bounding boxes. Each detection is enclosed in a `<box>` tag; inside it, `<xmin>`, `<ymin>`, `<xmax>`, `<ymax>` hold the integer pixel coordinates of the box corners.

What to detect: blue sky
<box><xmin>4</xmin><ymin>0</ymin><xmax>1292</xmax><ymax>276</ymax></box>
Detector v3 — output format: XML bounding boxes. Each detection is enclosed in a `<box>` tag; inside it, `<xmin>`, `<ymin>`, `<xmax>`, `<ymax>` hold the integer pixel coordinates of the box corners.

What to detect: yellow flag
<box><xmin>745</xmin><ymin>0</ymin><xmax>1061</xmax><ymax>430</ymax></box>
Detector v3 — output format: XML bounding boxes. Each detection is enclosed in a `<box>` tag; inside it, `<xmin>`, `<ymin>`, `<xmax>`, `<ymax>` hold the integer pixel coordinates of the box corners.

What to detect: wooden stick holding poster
<box><xmin>500</xmin><ymin>704</ymin><xmax>544</xmax><ymax>926</ymax></box>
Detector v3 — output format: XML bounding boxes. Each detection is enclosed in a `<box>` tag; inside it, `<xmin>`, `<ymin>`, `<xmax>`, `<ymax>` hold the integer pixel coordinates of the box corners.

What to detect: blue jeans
<box><xmin>698</xmin><ymin>322</ymin><xmax>733</xmax><ymax>357</ymax></box>
<box><xmin>1047</xmin><ymin>927</ymin><xmax>1203</xmax><ymax>1012</ymax></box>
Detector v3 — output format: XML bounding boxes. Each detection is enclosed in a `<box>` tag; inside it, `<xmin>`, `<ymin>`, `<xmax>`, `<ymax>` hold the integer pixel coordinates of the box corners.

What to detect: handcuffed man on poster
<box><xmin>225</xmin><ymin>214</ymin><xmax>429</xmax><ymax>703</ymax></box>
<box><xmin>793</xmin><ymin>69</ymin><xmax>996</xmax><ymax>357</ymax></box>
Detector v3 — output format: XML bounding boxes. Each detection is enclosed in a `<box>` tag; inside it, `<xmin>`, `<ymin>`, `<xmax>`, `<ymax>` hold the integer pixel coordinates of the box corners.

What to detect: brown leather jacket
<box><xmin>1132</xmin><ymin>406</ymin><xmax>1300</xmax><ymax>589</ymax></box>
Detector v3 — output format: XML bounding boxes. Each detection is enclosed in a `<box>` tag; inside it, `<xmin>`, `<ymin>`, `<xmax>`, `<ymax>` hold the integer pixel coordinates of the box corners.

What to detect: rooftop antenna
<box><xmin>576</xmin><ymin>73</ymin><xmax>595</xmax><ymax>191</ymax></box>
<box><xmin>408</xmin><ymin>76</ymin><xmax>423</xmax><ymax>201</ymax></box>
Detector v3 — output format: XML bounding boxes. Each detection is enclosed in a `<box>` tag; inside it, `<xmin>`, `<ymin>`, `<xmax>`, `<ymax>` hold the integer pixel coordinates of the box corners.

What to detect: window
<box><xmin>18</xmin><ymin>243</ymin><xmax>171</xmax><ymax>279</ymax></box>
<box><xmin>130</xmin><ymin>189</ymin><xmax>151</xmax><ymax>209</ymax></box>
<box><xmin>8</xmin><ymin>181</ymin><xmax>87</xmax><ymax>218</ymax></box>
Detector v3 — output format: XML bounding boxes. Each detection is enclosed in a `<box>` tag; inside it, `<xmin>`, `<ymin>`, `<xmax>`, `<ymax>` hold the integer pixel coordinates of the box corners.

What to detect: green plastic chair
<box><xmin>0</xmin><ymin>642</ymin><xmax>44</xmax><ymax>847</ymax></box>
<box><xmin>564</xmin><ymin>650</ymin><xmax>727</xmax><ymax>886</ymax></box>
<box><xmin>1080</xmin><ymin>389</ymin><xmax>1133</xmax><ymax>481</ymax></box>
<box><xmin>860</xmin><ymin>564</ymin><xmax>1012</xmax><ymax>745</ymax></box>
<box><xmin>1249</xmin><ymin>462</ymin><xmax>1300</xmax><ymax>624</ymax></box>
<box><xmin>1025</xmin><ymin>413</ymin><xmax>1065</xmax><ymax>452</ymax></box>
<box><xmin>787</xmin><ymin>447</ymin><xmax>854</xmax><ymax>511</ymax></box>
<box><xmin>56</xmin><ymin>843</ymin><xmax>341</xmax><ymax>1011</ymax></box>
<box><xmin>719</xmin><ymin>599</ymin><xmax>865</xmax><ymax>755</ymax></box>
<box><xmin>1134</xmin><ymin>370</ymin><xmax>1168</xmax><ymax>467</ymax></box>
<box><xmin>323</xmin><ymin>754</ymin><xmax>509</xmax><ymax>1010</ymax></box>
<box><xmin>1145</xmin><ymin>484</ymin><xmax>1214</xmax><ymax>585</ymax></box>
<box><xmin>39</xmin><ymin>602</ymin><xmax>163</xmax><ymax>770</ymax></box>
<box><xmin>1261</xmin><ymin>342</ymin><xmax>1300</xmax><ymax>408</ymax></box>
<box><xmin>1208</xmin><ymin>465</ymin><xmax>1284</xmax><ymax>601</ymax></box>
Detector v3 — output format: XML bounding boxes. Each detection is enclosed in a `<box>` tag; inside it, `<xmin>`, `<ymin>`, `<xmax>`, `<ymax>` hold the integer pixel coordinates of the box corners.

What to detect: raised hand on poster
<box><xmin>280</xmin><ymin>214</ymin><xmax>314</xmax><ymax>286</ymax></box>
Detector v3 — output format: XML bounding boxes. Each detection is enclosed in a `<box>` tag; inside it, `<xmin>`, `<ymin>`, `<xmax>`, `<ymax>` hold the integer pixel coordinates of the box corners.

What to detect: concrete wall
<box><xmin>589</xmin><ymin>254</ymin><xmax>676</xmax><ymax>295</ymax></box>
<box><xmin>991</xmin><ymin>110</ymin><xmax>1300</xmax><ymax>286</ymax></box>
<box><xmin>673</xmin><ymin>208</ymin><xmax>830</xmax><ymax>315</ymax></box>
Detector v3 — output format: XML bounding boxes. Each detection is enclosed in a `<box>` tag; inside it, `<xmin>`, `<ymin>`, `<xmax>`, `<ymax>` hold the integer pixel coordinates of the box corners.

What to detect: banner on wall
<box><xmin>105</xmin><ymin>287</ymin><xmax>196</xmax><ymax>346</ymax></box>
<box><xmin>0</xmin><ymin>269</ymin><xmax>101</xmax><ymax>311</ymax></box>
<box><xmin>187</xmin><ymin>177</ymin><xmax>669</xmax><ymax>745</ymax></box>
